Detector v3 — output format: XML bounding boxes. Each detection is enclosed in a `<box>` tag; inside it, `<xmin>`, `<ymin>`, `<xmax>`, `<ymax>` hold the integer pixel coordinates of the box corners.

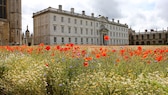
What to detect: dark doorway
<box><xmin>136</xmin><ymin>42</ymin><xmax>139</xmax><ymax>45</ymax></box>
<box><xmin>28</xmin><ymin>42</ymin><xmax>31</xmax><ymax>46</ymax></box>
<box><xmin>147</xmin><ymin>41</ymin><xmax>150</xmax><ymax>45</ymax></box>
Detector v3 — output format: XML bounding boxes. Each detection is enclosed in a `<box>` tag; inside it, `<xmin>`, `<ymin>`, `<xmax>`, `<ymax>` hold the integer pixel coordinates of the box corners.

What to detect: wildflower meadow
<box><xmin>0</xmin><ymin>42</ymin><xmax>168</xmax><ymax>94</ymax></box>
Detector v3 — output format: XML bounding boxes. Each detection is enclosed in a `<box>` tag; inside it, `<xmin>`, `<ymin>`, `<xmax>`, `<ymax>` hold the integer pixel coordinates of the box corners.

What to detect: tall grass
<box><xmin>0</xmin><ymin>45</ymin><xmax>168</xmax><ymax>95</ymax></box>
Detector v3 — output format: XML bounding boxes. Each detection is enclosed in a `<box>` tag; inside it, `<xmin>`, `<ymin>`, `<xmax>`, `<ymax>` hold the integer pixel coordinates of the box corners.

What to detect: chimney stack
<box><xmin>112</xmin><ymin>18</ymin><xmax>114</xmax><ymax>22</ymax></box>
<box><xmin>117</xmin><ymin>20</ymin><xmax>120</xmax><ymax>23</ymax></box>
<box><xmin>82</xmin><ymin>11</ymin><xmax>85</xmax><ymax>15</ymax></box>
<box><xmin>145</xmin><ymin>29</ymin><xmax>147</xmax><ymax>32</ymax></box>
<box><xmin>151</xmin><ymin>29</ymin><xmax>154</xmax><ymax>32</ymax></box>
<box><xmin>106</xmin><ymin>17</ymin><xmax>108</xmax><ymax>20</ymax></box>
<box><xmin>71</xmin><ymin>8</ymin><xmax>74</xmax><ymax>13</ymax></box>
<box><xmin>59</xmin><ymin>5</ymin><xmax>62</xmax><ymax>10</ymax></box>
<box><xmin>91</xmin><ymin>13</ymin><xmax>94</xmax><ymax>17</ymax></box>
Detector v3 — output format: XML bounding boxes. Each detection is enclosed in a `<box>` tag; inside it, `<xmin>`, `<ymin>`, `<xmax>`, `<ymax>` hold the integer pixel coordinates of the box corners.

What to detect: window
<box><xmin>91</xmin><ymin>22</ymin><xmax>93</xmax><ymax>26</ymax></box>
<box><xmin>61</xmin><ymin>26</ymin><xmax>64</xmax><ymax>33</ymax></box>
<box><xmin>97</xmin><ymin>38</ymin><xmax>99</xmax><ymax>44</ymax></box>
<box><xmin>0</xmin><ymin>0</ymin><xmax>7</xmax><ymax>19</ymax></box>
<box><xmin>69</xmin><ymin>38</ymin><xmax>71</xmax><ymax>43</ymax></box>
<box><xmin>86</xmin><ymin>38</ymin><xmax>88</xmax><ymax>43</ymax></box>
<box><xmin>86</xmin><ymin>21</ymin><xmax>87</xmax><ymax>26</ymax></box>
<box><xmin>80</xmin><ymin>20</ymin><xmax>82</xmax><ymax>25</ymax></box>
<box><xmin>75</xmin><ymin>27</ymin><xmax>77</xmax><ymax>34</ymax></box>
<box><xmin>96</xmin><ymin>23</ymin><xmax>98</xmax><ymax>27</ymax></box>
<box><xmin>68</xmin><ymin>27</ymin><xmax>71</xmax><ymax>33</ymax></box>
<box><xmin>147</xmin><ymin>34</ymin><xmax>149</xmax><ymax>39</ymax></box>
<box><xmin>17</xmin><ymin>31</ymin><xmax>18</xmax><ymax>36</ymax></box>
<box><xmin>61</xmin><ymin>17</ymin><xmax>64</xmax><ymax>22</ymax></box>
<box><xmin>113</xmin><ymin>26</ymin><xmax>115</xmax><ymax>30</ymax></box>
<box><xmin>113</xmin><ymin>32</ymin><xmax>115</xmax><ymax>36</ymax></box>
<box><xmin>53</xmin><ymin>16</ymin><xmax>56</xmax><ymax>21</ymax></box>
<box><xmin>136</xmin><ymin>35</ymin><xmax>138</xmax><ymax>40</ymax></box>
<box><xmin>74</xmin><ymin>19</ymin><xmax>77</xmax><ymax>24</ymax></box>
<box><xmin>159</xmin><ymin>34</ymin><xmax>161</xmax><ymax>39</ymax></box>
<box><xmin>68</xmin><ymin>18</ymin><xmax>71</xmax><ymax>23</ymax></box>
<box><xmin>75</xmin><ymin>38</ymin><xmax>77</xmax><ymax>44</ymax></box>
<box><xmin>81</xmin><ymin>28</ymin><xmax>83</xmax><ymax>34</ymax></box>
<box><xmin>53</xmin><ymin>25</ymin><xmax>56</xmax><ymax>31</ymax></box>
<box><xmin>86</xmin><ymin>28</ymin><xmax>88</xmax><ymax>35</ymax></box>
<box><xmin>54</xmin><ymin>37</ymin><xmax>57</xmax><ymax>42</ymax></box>
<box><xmin>153</xmin><ymin>34</ymin><xmax>155</xmax><ymax>39</ymax></box>
<box><xmin>81</xmin><ymin>38</ymin><xmax>83</xmax><ymax>44</ymax></box>
<box><xmin>62</xmin><ymin>37</ymin><xmax>64</xmax><ymax>43</ymax></box>
<box><xmin>91</xmin><ymin>38</ymin><xmax>93</xmax><ymax>44</ymax></box>
<box><xmin>97</xmin><ymin>30</ymin><xmax>99</xmax><ymax>35</ymax></box>
<box><xmin>91</xmin><ymin>29</ymin><xmax>93</xmax><ymax>35</ymax></box>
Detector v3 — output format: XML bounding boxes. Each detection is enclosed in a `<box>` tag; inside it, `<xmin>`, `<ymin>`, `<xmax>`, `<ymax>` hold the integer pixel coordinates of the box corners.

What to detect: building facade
<box><xmin>0</xmin><ymin>0</ymin><xmax>22</xmax><ymax>45</ymax></box>
<box><xmin>33</xmin><ymin>5</ymin><xmax>129</xmax><ymax>45</ymax></box>
<box><xmin>129</xmin><ymin>28</ymin><xmax>168</xmax><ymax>45</ymax></box>
<box><xmin>22</xmin><ymin>26</ymin><xmax>34</xmax><ymax>46</ymax></box>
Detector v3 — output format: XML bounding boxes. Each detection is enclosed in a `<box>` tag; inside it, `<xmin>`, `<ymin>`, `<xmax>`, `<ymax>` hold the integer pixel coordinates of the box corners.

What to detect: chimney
<box><xmin>112</xmin><ymin>18</ymin><xmax>114</xmax><ymax>22</ymax></box>
<box><xmin>82</xmin><ymin>11</ymin><xmax>85</xmax><ymax>15</ymax></box>
<box><xmin>91</xmin><ymin>13</ymin><xmax>94</xmax><ymax>17</ymax></box>
<box><xmin>117</xmin><ymin>20</ymin><xmax>120</xmax><ymax>23</ymax></box>
<box><xmin>151</xmin><ymin>29</ymin><xmax>154</xmax><ymax>32</ymax></box>
<box><xmin>59</xmin><ymin>5</ymin><xmax>62</xmax><ymax>10</ymax></box>
<box><xmin>71</xmin><ymin>8</ymin><xmax>74</xmax><ymax>13</ymax></box>
<box><xmin>106</xmin><ymin>17</ymin><xmax>108</xmax><ymax>20</ymax></box>
<box><xmin>145</xmin><ymin>29</ymin><xmax>147</xmax><ymax>32</ymax></box>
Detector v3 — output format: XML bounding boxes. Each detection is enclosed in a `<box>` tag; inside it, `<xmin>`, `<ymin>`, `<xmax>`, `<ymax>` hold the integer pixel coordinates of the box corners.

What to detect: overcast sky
<box><xmin>22</xmin><ymin>0</ymin><xmax>168</xmax><ymax>33</ymax></box>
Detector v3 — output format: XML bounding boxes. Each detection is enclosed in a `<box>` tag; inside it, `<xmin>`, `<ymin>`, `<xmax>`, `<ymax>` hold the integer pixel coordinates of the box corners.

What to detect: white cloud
<box><xmin>22</xmin><ymin>0</ymin><xmax>168</xmax><ymax>33</ymax></box>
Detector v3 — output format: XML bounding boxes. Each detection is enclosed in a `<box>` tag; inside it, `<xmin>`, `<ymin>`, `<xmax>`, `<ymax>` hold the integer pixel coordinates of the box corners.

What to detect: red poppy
<box><xmin>137</xmin><ymin>46</ymin><xmax>142</xmax><ymax>51</ymax></box>
<box><xmin>104</xmin><ymin>35</ymin><xmax>110</xmax><ymax>41</ymax></box>
<box><xmin>81</xmin><ymin>50</ymin><xmax>86</xmax><ymax>56</ymax></box>
<box><xmin>96</xmin><ymin>54</ymin><xmax>101</xmax><ymax>58</ymax></box>
<box><xmin>83</xmin><ymin>61</ymin><xmax>89</xmax><ymax>67</ymax></box>
<box><xmin>155</xmin><ymin>55</ymin><xmax>163</xmax><ymax>62</ymax></box>
<box><xmin>84</xmin><ymin>57</ymin><xmax>92</xmax><ymax>61</ymax></box>
<box><xmin>45</xmin><ymin>45</ymin><xmax>51</xmax><ymax>51</ymax></box>
<box><xmin>120</xmin><ymin>49</ymin><xmax>125</xmax><ymax>56</ymax></box>
<box><xmin>112</xmin><ymin>49</ymin><xmax>116</xmax><ymax>52</ymax></box>
<box><xmin>56</xmin><ymin>45</ymin><xmax>61</xmax><ymax>50</ymax></box>
<box><xmin>116</xmin><ymin>59</ymin><xmax>120</xmax><ymax>63</ymax></box>
<box><xmin>51</xmin><ymin>53</ymin><xmax>55</xmax><ymax>56</ymax></box>
<box><xmin>101</xmin><ymin>52</ymin><xmax>107</xmax><ymax>57</ymax></box>
<box><xmin>70</xmin><ymin>43</ymin><xmax>74</xmax><ymax>47</ymax></box>
<box><xmin>45</xmin><ymin>63</ymin><xmax>49</xmax><ymax>67</ymax></box>
<box><xmin>39</xmin><ymin>43</ymin><xmax>44</xmax><ymax>47</ymax></box>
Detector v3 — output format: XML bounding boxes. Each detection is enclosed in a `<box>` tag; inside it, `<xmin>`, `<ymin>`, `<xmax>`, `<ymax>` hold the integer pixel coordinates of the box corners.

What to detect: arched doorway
<box><xmin>147</xmin><ymin>41</ymin><xmax>150</xmax><ymax>45</ymax></box>
<box><xmin>99</xmin><ymin>24</ymin><xmax>109</xmax><ymax>45</ymax></box>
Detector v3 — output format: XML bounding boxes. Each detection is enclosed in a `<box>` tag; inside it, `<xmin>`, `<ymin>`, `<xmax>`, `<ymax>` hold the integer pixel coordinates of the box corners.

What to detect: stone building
<box><xmin>129</xmin><ymin>28</ymin><xmax>168</xmax><ymax>45</ymax></box>
<box><xmin>0</xmin><ymin>0</ymin><xmax>22</xmax><ymax>45</ymax></box>
<box><xmin>22</xmin><ymin>26</ymin><xmax>33</xmax><ymax>46</ymax></box>
<box><xmin>33</xmin><ymin>5</ymin><xmax>129</xmax><ymax>45</ymax></box>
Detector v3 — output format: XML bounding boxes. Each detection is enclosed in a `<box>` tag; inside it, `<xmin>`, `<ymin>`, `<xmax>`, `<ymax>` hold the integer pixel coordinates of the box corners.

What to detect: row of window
<box><xmin>53</xmin><ymin>25</ymin><xmax>128</xmax><ymax>37</ymax></box>
<box><xmin>53</xmin><ymin>37</ymin><xmax>128</xmax><ymax>45</ymax></box>
<box><xmin>109</xmin><ymin>32</ymin><xmax>128</xmax><ymax>38</ymax></box>
<box><xmin>54</xmin><ymin>37</ymin><xmax>94</xmax><ymax>44</ymax></box>
<box><xmin>135</xmin><ymin>34</ymin><xmax>162</xmax><ymax>40</ymax></box>
<box><xmin>53</xmin><ymin>15</ymin><xmax>127</xmax><ymax>32</ymax></box>
<box><xmin>54</xmin><ymin>25</ymin><xmax>95</xmax><ymax>35</ymax></box>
